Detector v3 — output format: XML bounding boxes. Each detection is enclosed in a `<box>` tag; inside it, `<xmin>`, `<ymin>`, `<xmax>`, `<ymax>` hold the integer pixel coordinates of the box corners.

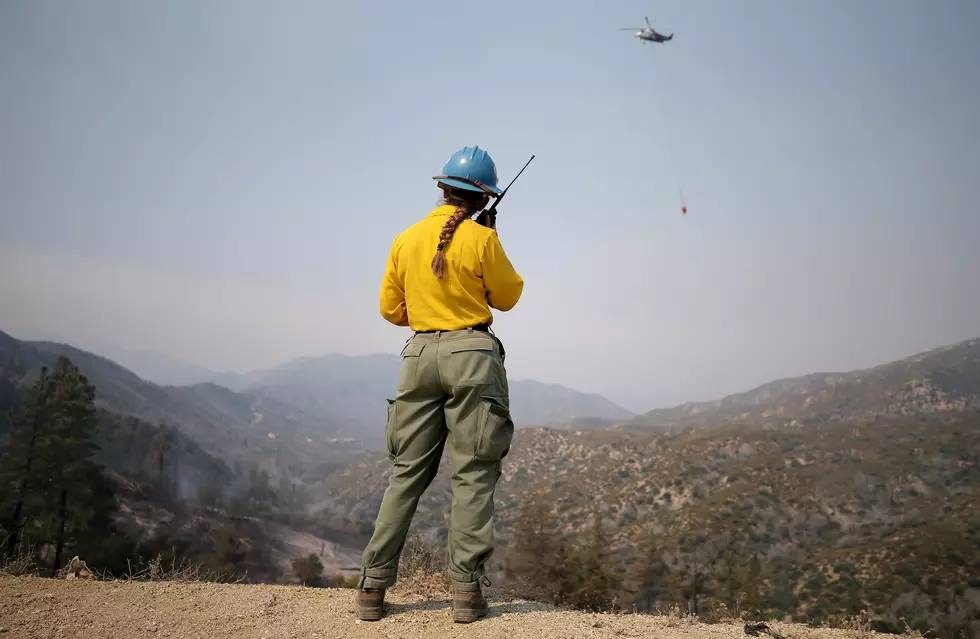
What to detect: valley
<box><xmin>2</xmin><ymin>331</ymin><xmax>980</xmax><ymax>637</ymax></box>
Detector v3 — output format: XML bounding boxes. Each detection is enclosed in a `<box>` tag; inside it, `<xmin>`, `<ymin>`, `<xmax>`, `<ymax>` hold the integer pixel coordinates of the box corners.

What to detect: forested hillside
<box><xmin>3</xmin><ymin>330</ymin><xmax>979</xmax><ymax>637</ymax></box>
<box><xmin>0</xmin><ymin>342</ymin><xmax>364</xmax><ymax>587</ymax></box>
<box><xmin>310</xmin><ymin>338</ymin><xmax>980</xmax><ymax>638</ymax></box>
<box><xmin>0</xmin><ymin>329</ymin><xmax>634</xmax><ymax>590</ymax></box>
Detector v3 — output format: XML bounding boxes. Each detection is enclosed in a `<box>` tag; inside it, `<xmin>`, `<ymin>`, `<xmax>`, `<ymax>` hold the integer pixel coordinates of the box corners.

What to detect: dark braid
<box><xmin>431</xmin><ymin>187</ymin><xmax>487</xmax><ymax>278</ymax></box>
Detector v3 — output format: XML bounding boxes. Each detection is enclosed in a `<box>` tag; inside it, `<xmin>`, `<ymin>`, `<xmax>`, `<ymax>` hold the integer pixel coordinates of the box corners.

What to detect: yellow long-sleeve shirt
<box><xmin>379</xmin><ymin>205</ymin><xmax>524</xmax><ymax>331</ymax></box>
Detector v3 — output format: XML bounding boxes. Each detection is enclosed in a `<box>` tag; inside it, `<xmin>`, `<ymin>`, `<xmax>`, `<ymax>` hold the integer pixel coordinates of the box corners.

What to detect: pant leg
<box><xmin>359</xmin><ymin>336</ymin><xmax>447</xmax><ymax>589</ymax></box>
<box><xmin>439</xmin><ymin>330</ymin><xmax>514</xmax><ymax>591</ymax></box>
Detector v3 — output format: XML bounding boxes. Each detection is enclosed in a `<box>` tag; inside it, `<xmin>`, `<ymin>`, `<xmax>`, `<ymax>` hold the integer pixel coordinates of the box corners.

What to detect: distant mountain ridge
<box><xmin>83</xmin><ymin>340</ymin><xmax>635</xmax><ymax>430</ymax></box>
<box><xmin>76</xmin><ymin>342</ymin><xmax>218</xmax><ymax>388</ymax></box>
<box><xmin>0</xmin><ymin>330</ymin><xmax>633</xmax><ymax>459</ymax></box>
<box><xmin>205</xmin><ymin>352</ymin><xmax>635</xmax><ymax>431</ymax></box>
<box><xmin>628</xmin><ymin>337</ymin><xmax>980</xmax><ymax>431</ymax></box>
<box><xmin>0</xmin><ymin>332</ymin><xmax>364</xmax><ymax>480</ymax></box>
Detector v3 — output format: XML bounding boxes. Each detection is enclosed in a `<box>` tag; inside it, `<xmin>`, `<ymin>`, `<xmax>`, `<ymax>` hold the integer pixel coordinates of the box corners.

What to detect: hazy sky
<box><xmin>2</xmin><ymin>0</ymin><xmax>979</xmax><ymax>412</ymax></box>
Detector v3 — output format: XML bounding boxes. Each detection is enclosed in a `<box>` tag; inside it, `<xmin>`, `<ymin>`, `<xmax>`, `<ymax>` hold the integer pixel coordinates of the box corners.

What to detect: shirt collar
<box><xmin>426</xmin><ymin>204</ymin><xmax>457</xmax><ymax>218</ymax></box>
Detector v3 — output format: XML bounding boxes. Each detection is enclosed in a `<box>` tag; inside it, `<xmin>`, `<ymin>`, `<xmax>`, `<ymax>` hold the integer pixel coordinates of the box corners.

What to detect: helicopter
<box><xmin>619</xmin><ymin>16</ymin><xmax>673</xmax><ymax>44</ymax></box>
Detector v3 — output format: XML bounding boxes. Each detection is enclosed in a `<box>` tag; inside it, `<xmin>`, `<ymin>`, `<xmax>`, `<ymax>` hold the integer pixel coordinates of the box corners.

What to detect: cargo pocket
<box><xmin>397</xmin><ymin>341</ymin><xmax>425</xmax><ymax>391</ymax></box>
<box><xmin>449</xmin><ymin>336</ymin><xmax>502</xmax><ymax>387</ymax></box>
<box><xmin>474</xmin><ymin>394</ymin><xmax>515</xmax><ymax>462</ymax></box>
<box><xmin>384</xmin><ymin>399</ymin><xmax>397</xmax><ymax>460</ymax></box>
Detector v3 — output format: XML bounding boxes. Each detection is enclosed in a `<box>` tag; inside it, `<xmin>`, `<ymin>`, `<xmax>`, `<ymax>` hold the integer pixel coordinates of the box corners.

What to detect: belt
<box><xmin>412</xmin><ymin>323</ymin><xmax>505</xmax><ymax>362</ymax></box>
<box><xmin>414</xmin><ymin>323</ymin><xmax>491</xmax><ymax>334</ymax></box>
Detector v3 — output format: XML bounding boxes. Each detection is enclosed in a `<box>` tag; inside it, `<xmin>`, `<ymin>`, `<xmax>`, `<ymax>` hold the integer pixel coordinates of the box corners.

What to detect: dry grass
<box><xmin>398</xmin><ymin>532</ymin><xmax>447</xmax><ymax>579</ymax></box>
<box><xmin>0</xmin><ymin>537</ymin><xmax>240</xmax><ymax>586</ymax></box>
<box><xmin>327</xmin><ymin>532</ymin><xmax>453</xmax><ymax>597</ymax></box>
<box><xmin>0</xmin><ymin>537</ymin><xmax>39</xmax><ymax>577</ymax></box>
<box><xmin>114</xmin><ymin>549</ymin><xmax>240</xmax><ymax>583</ymax></box>
<box><xmin>388</xmin><ymin>533</ymin><xmax>452</xmax><ymax>598</ymax></box>
<box><xmin>654</xmin><ymin>602</ymin><xmax>702</xmax><ymax>627</ymax></box>
<box><xmin>824</xmin><ymin>611</ymin><xmax>876</xmax><ymax>638</ymax></box>
<box><xmin>42</xmin><ymin>547</ymin><xmax>241</xmax><ymax>584</ymax></box>
<box><xmin>707</xmin><ymin>595</ymin><xmax>757</xmax><ymax>624</ymax></box>
<box><xmin>896</xmin><ymin>620</ymin><xmax>926</xmax><ymax>639</ymax></box>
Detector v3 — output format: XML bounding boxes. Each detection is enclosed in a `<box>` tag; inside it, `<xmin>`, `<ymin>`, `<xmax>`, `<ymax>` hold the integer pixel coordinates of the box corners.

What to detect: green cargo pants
<box><xmin>358</xmin><ymin>327</ymin><xmax>514</xmax><ymax>592</ymax></box>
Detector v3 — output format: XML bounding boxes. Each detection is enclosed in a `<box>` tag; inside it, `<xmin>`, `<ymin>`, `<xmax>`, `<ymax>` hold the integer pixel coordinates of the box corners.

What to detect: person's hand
<box><xmin>476</xmin><ymin>210</ymin><xmax>497</xmax><ymax>230</ymax></box>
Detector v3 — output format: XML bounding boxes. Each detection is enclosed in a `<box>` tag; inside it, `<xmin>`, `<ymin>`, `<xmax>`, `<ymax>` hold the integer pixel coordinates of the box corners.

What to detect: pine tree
<box><xmin>567</xmin><ymin>504</ymin><xmax>622</xmax><ymax>612</ymax></box>
<box><xmin>505</xmin><ymin>493</ymin><xmax>563</xmax><ymax>602</ymax></box>
<box><xmin>0</xmin><ymin>356</ymin><xmax>117</xmax><ymax>572</ymax></box>
<box><xmin>1</xmin><ymin>366</ymin><xmax>53</xmax><ymax>560</ymax></box>
<box><xmin>710</xmin><ymin>549</ymin><xmax>743</xmax><ymax>615</ymax></box>
<box><xmin>630</xmin><ymin>532</ymin><xmax>669</xmax><ymax>612</ymax></box>
<box><xmin>679</xmin><ymin>536</ymin><xmax>709</xmax><ymax>615</ymax></box>
<box><xmin>43</xmin><ymin>357</ymin><xmax>104</xmax><ymax>570</ymax></box>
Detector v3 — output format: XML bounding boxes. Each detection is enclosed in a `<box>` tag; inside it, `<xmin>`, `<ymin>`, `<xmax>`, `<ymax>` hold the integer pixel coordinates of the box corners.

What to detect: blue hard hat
<box><xmin>433</xmin><ymin>146</ymin><xmax>502</xmax><ymax>196</ymax></box>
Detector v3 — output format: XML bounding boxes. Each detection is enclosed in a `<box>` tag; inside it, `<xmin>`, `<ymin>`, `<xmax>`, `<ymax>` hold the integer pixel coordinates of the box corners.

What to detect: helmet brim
<box><xmin>434</xmin><ymin>176</ymin><xmax>502</xmax><ymax>196</ymax></box>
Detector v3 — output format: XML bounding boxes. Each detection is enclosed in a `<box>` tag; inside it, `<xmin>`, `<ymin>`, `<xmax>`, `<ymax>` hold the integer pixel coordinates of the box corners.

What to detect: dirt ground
<box><xmin>0</xmin><ymin>574</ymin><xmax>891</xmax><ymax>639</ymax></box>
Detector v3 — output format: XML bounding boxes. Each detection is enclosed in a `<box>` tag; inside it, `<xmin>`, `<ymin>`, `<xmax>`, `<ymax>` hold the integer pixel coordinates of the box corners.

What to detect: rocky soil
<box><xmin>0</xmin><ymin>574</ymin><xmax>898</xmax><ymax>639</ymax></box>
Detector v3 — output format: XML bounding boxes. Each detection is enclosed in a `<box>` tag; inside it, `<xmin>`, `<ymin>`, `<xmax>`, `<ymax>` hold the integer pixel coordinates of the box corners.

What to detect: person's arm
<box><xmin>481</xmin><ymin>231</ymin><xmax>524</xmax><ymax>311</ymax></box>
<box><xmin>379</xmin><ymin>240</ymin><xmax>409</xmax><ymax>326</ymax></box>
